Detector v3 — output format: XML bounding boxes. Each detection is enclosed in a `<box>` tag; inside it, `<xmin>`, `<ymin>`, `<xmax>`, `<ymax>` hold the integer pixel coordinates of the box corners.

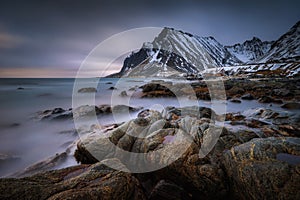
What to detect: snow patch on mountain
<box><xmin>256</xmin><ymin>21</ymin><xmax>300</xmax><ymax>63</ymax></box>
<box><xmin>226</xmin><ymin>37</ymin><xmax>273</xmax><ymax>63</ymax></box>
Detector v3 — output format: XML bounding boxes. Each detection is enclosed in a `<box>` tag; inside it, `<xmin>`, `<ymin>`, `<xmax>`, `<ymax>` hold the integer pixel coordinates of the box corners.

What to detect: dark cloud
<box><xmin>0</xmin><ymin>0</ymin><xmax>299</xmax><ymax>76</ymax></box>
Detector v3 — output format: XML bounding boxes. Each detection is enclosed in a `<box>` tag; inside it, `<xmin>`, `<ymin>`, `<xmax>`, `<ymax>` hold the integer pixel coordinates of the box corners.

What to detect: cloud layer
<box><xmin>0</xmin><ymin>0</ymin><xmax>299</xmax><ymax>77</ymax></box>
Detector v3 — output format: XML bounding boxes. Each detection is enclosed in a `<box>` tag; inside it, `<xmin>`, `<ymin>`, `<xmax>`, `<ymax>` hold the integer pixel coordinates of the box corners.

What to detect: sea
<box><xmin>0</xmin><ymin>78</ymin><xmax>288</xmax><ymax>177</ymax></box>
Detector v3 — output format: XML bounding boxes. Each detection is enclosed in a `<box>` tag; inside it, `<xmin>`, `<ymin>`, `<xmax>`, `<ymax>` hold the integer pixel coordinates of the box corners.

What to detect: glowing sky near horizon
<box><xmin>0</xmin><ymin>0</ymin><xmax>299</xmax><ymax>77</ymax></box>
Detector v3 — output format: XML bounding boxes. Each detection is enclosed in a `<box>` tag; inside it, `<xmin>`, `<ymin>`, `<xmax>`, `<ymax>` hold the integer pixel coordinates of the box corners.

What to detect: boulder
<box><xmin>77</xmin><ymin>87</ymin><xmax>97</xmax><ymax>93</ymax></box>
<box><xmin>112</xmin><ymin>105</ymin><xmax>143</xmax><ymax>113</ymax></box>
<box><xmin>74</xmin><ymin>107</ymin><xmax>229</xmax><ymax>198</ymax></box>
<box><xmin>36</xmin><ymin>108</ymin><xmax>73</xmax><ymax>121</ymax></box>
<box><xmin>227</xmin><ymin>86</ymin><xmax>245</xmax><ymax>96</ymax></box>
<box><xmin>258</xmin><ymin>96</ymin><xmax>273</xmax><ymax>103</ymax></box>
<box><xmin>74</xmin><ymin>109</ymin><xmax>163</xmax><ymax>165</ymax></box>
<box><xmin>72</xmin><ymin>105</ymin><xmax>300</xmax><ymax>199</ymax></box>
<box><xmin>73</xmin><ymin>105</ymin><xmax>100</xmax><ymax>119</ymax></box>
<box><xmin>272</xmin><ymin>89</ymin><xmax>293</xmax><ymax>98</ymax></box>
<box><xmin>241</xmin><ymin>93</ymin><xmax>254</xmax><ymax>100</ymax></box>
<box><xmin>223</xmin><ymin>137</ymin><xmax>300</xmax><ymax>200</ymax></box>
<box><xmin>0</xmin><ymin>159</ymin><xmax>146</xmax><ymax>200</ymax></box>
<box><xmin>120</xmin><ymin>90</ymin><xmax>128</xmax><ymax>97</ymax></box>
<box><xmin>162</xmin><ymin>106</ymin><xmax>216</xmax><ymax>121</ymax></box>
<box><xmin>108</xmin><ymin>86</ymin><xmax>117</xmax><ymax>90</ymax></box>
<box><xmin>230</xmin><ymin>98</ymin><xmax>241</xmax><ymax>103</ymax></box>
<box><xmin>225</xmin><ymin>113</ymin><xmax>245</xmax><ymax>122</ymax></box>
<box><xmin>281</xmin><ymin>102</ymin><xmax>300</xmax><ymax>110</ymax></box>
<box><xmin>140</xmin><ymin>83</ymin><xmax>175</xmax><ymax>98</ymax></box>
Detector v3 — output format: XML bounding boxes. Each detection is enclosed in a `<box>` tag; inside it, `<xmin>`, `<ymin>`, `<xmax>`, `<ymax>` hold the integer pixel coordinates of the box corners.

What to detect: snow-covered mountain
<box><xmin>225</xmin><ymin>37</ymin><xmax>274</xmax><ymax>63</ymax></box>
<box><xmin>117</xmin><ymin>27</ymin><xmax>242</xmax><ymax>77</ymax></box>
<box><xmin>110</xmin><ymin>21</ymin><xmax>299</xmax><ymax>77</ymax></box>
<box><xmin>256</xmin><ymin>21</ymin><xmax>300</xmax><ymax>63</ymax></box>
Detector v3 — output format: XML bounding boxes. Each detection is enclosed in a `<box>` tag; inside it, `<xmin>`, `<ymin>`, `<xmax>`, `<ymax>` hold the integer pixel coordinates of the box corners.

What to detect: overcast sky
<box><xmin>0</xmin><ymin>0</ymin><xmax>299</xmax><ymax>77</ymax></box>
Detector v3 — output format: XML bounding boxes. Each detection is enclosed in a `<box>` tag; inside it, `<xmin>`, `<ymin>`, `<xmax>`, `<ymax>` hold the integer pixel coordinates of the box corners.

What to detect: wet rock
<box><xmin>154</xmin><ymin>140</ymin><xmax>228</xmax><ymax>199</ymax></box>
<box><xmin>196</xmin><ymin>92</ymin><xmax>211</xmax><ymax>100</ymax></box>
<box><xmin>245</xmin><ymin>108</ymin><xmax>298</xmax><ymax>126</ymax></box>
<box><xmin>223</xmin><ymin>137</ymin><xmax>300</xmax><ymax>200</ymax></box>
<box><xmin>120</xmin><ymin>90</ymin><xmax>128</xmax><ymax>97</ymax></box>
<box><xmin>74</xmin><ymin>138</ymin><xmax>101</xmax><ymax>164</ymax></box>
<box><xmin>162</xmin><ymin>106</ymin><xmax>216</xmax><ymax>121</ymax></box>
<box><xmin>135</xmin><ymin>109</ymin><xmax>162</xmax><ymax>126</ymax></box>
<box><xmin>98</xmin><ymin>104</ymin><xmax>112</xmax><ymax>113</ymax></box>
<box><xmin>38</xmin><ymin>104</ymin><xmax>143</xmax><ymax>121</ymax></box>
<box><xmin>0</xmin><ymin>159</ymin><xmax>146</xmax><ymax>200</ymax></box>
<box><xmin>52</xmin><ymin>113</ymin><xmax>73</xmax><ymax>120</ymax></box>
<box><xmin>272</xmin><ymin>89</ymin><xmax>293</xmax><ymax>98</ymax></box>
<box><xmin>140</xmin><ymin>83</ymin><xmax>175</xmax><ymax>98</ymax></box>
<box><xmin>258</xmin><ymin>96</ymin><xmax>284</xmax><ymax>104</ymax></box>
<box><xmin>73</xmin><ymin>105</ymin><xmax>300</xmax><ymax>199</ymax></box>
<box><xmin>246</xmin><ymin>119</ymin><xmax>269</xmax><ymax>128</ymax></box>
<box><xmin>225</xmin><ymin>113</ymin><xmax>245</xmax><ymax>122</ymax></box>
<box><xmin>129</xmin><ymin>86</ymin><xmax>138</xmax><ymax>91</ymax></box>
<box><xmin>74</xmin><ymin>106</ymin><xmax>228</xmax><ymax>198</ymax></box>
<box><xmin>108</xmin><ymin>86</ymin><xmax>117</xmax><ymax>90</ymax></box>
<box><xmin>281</xmin><ymin>102</ymin><xmax>300</xmax><ymax>110</ymax></box>
<box><xmin>233</xmin><ymin>130</ymin><xmax>259</xmax><ymax>143</ymax></box>
<box><xmin>51</xmin><ymin>108</ymin><xmax>65</xmax><ymax>114</ymax></box>
<box><xmin>112</xmin><ymin>105</ymin><xmax>143</xmax><ymax>113</ymax></box>
<box><xmin>142</xmin><ymin>90</ymin><xmax>175</xmax><ymax>98</ymax></box>
<box><xmin>228</xmin><ymin>86</ymin><xmax>245</xmax><ymax>96</ymax></box>
<box><xmin>74</xmin><ymin>109</ymin><xmax>163</xmax><ymax>164</ymax></box>
<box><xmin>258</xmin><ymin>96</ymin><xmax>273</xmax><ymax>103</ymax></box>
<box><xmin>241</xmin><ymin>93</ymin><xmax>254</xmax><ymax>100</ymax></box>
<box><xmin>230</xmin><ymin>98</ymin><xmax>241</xmax><ymax>103</ymax></box>
<box><xmin>77</xmin><ymin>87</ymin><xmax>97</xmax><ymax>93</ymax></box>
<box><xmin>272</xmin><ymin>99</ymin><xmax>283</xmax><ymax>104</ymax></box>
<box><xmin>73</xmin><ymin>105</ymin><xmax>100</xmax><ymax>119</ymax></box>
<box><xmin>73</xmin><ymin>132</ymin><xmax>113</xmax><ymax>163</ymax></box>
<box><xmin>278</xmin><ymin>125</ymin><xmax>300</xmax><ymax>137</ymax></box>
<box><xmin>36</xmin><ymin>108</ymin><xmax>73</xmax><ymax>121</ymax></box>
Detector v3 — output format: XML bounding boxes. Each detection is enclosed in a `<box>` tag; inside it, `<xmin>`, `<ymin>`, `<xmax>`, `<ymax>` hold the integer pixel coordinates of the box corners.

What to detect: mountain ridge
<box><xmin>108</xmin><ymin>20</ymin><xmax>300</xmax><ymax>77</ymax></box>
<box><xmin>225</xmin><ymin>37</ymin><xmax>274</xmax><ymax>63</ymax></box>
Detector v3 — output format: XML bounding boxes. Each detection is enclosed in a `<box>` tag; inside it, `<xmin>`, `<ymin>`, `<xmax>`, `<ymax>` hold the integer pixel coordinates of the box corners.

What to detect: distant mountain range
<box><xmin>109</xmin><ymin>21</ymin><xmax>300</xmax><ymax>77</ymax></box>
<box><xmin>225</xmin><ymin>37</ymin><xmax>274</xmax><ymax>63</ymax></box>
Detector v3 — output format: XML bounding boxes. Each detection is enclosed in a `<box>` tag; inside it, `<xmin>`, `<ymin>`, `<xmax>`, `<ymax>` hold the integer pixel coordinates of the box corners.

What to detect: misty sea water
<box><xmin>0</xmin><ymin>78</ymin><xmax>288</xmax><ymax>177</ymax></box>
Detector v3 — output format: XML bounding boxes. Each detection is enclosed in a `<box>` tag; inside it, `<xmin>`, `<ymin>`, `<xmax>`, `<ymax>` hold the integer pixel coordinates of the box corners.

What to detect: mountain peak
<box><xmin>250</xmin><ymin>37</ymin><xmax>262</xmax><ymax>42</ymax></box>
<box><xmin>111</xmin><ymin>21</ymin><xmax>299</xmax><ymax>78</ymax></box>
<box><xmin>291</xmin><ymin>20</ymin><xmax>300</xmax><ymax>30</ymax></box>
<box><xmin>256</xmin><ymin>20</ymin><xmax>300</xmax><ymax>63</ymax></box>
<box><xmin>159</xmin><ymin>27</ymin><xmax>194</xmax><ymax>38</ymax></box>
<box><xmin>226</xmin><ymin>36</ymin><xmax>273</xmax><ymax>63</ymax></box>
<box><xmin>119</xmin><ymin>27</ymin><xmax>242</xmax><ymax>77</ymax></box>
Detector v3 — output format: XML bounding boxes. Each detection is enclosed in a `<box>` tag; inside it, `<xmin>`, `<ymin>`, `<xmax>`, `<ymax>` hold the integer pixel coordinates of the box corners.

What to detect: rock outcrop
<box><xmin>0</xmin><ymin>159</ymin><xmax>146</xmax><ymax>200</ymax></box>
<box><xmin>1</xmin><ymin>105</ymin><xmax>300</xmax><ymax>199</ymax></box>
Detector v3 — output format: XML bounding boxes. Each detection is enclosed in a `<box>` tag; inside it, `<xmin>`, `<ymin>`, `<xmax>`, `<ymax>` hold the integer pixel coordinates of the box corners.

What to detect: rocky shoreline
<box><xmin>0</xmin><ymin>77</ymin><xmax>299</xmax><ymax>199</ymax></box>
<box><xmin>138</xmin><ymin>78</ymin><xmax>300</xmax><ymax>102</ymax></box>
